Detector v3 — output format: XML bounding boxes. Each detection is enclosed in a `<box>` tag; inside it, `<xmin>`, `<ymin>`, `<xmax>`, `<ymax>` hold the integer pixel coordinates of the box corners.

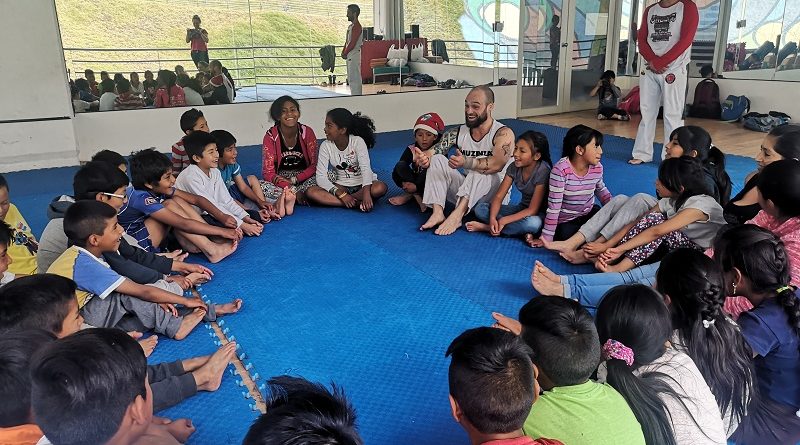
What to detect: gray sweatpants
<box><xmin>149</xmin><ymin>360</ymin><xmax>198</xmax><ymax>412</ymax></box>
<box><xmin>422</xmin><ymin>154</ymin><xmax>509</xmax><ymax>212</ymax></box>
<box><xmin>578</xmin><ymin>193</ymin><xmax>658</xmax><ymax>241</ymax></box>
<box><xmin>81</xmin><ymin>280</ymin><xmax>217</xmax><ymax>339</ymax></box>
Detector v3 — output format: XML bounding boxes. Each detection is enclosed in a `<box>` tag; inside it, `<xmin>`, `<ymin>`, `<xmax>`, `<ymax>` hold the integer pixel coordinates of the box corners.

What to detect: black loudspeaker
<box><xmin>405</xmin><ymin>32</ymin><xmax>413</xmax><ymax>39</ymax></box>
<box><xmin>411</xmin><ymin>24</ymin><xmax>419</xmax><ymax>38</ymax></box>
<box><xmin>364</xmin><ymin>27</ymin><xmax>374</xmax><ymax>40</ymax></box>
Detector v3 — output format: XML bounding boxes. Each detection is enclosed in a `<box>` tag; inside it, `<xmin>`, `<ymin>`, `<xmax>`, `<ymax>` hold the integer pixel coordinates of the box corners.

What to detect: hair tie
<box><xmin>602</xmin><ymin>339</ymin><xmax>634</xmax><ymax>367</ymax></box>
<box><xmin>702</xmin><ymin>319</ymin><xmax>716</xmax><ymax>329</ymax></box>
<box><xmin>777</xmin><ymin>285</ymin><xmax>794</xmax><ymax>294</ymax></box>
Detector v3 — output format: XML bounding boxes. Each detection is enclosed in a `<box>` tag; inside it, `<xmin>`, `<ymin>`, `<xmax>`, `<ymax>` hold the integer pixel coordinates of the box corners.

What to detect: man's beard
<box><xmin>465</xmin><ymin>111</ymin><xmax>488</xmax><ymax>128</ymax></box>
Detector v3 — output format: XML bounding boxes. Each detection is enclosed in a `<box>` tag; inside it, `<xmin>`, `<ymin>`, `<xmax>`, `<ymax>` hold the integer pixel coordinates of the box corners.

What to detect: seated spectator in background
<box><xmin>0</xmin><ymin>329</ymin><xmax>54</xmax><ymax>445</ymax></box>
<box><xmin>203</xmin><ymin>60</ymin><xmax>233</xmax><ymax>105</ymax></box>
<box><xmin>113</xmin><ymin>73</ymin><xmax>125</xmax><ymax>84</ymax></box>
<box><xmin>75</xmin><ymin>77</ymin><xmax>98</xmax><ymax>103</ymax></box>
<box><xmin>172</xmin><ymin>108</ymin><xmax>210</xmax><ymax>175</ymax></box>
<box><xmin>177</xmin><ymin>73</ymin><xmax>205</xmax><ymax>106</ymax></box>
<box><xmin>155</xmin><ymin>70</ymin><xmax>186</xmax><ymax>108</ymax></box>
<box><xmin>0</xmin><ymin>221</ymin><xmax>14</xmax><ymax>287</ymax></box>
<box><xmin>31</xmin><ymin>329</ymin><xmax>192</xmax><ymax>445</ymax></box>
<box><xmin>71</xmin><ymin>84</ymin><xmax>94</xmax><ymax>113</ymax></box>
<box><xmin>590</xmin><ymin>70</ymin><xmax>629</xmax><ymax>121</ymax></box>
<box><xmin>98</xmin><ymin>78</ymin><xmax>118</xmax><ymax>112</ymax></box>
<box><xmin>84</xmin><ymin>69</ymin><xmax>99</xmax><ymax>96</ymax></box>
<box><xmin>242</xmin><ymin>376</ymin><xmax>363</xmax><ymax>445</ymax></box>
<box><xmin>175</xmin><ymin>65</ymin><xmax>186</xmax><ymax>77</ymax></box>
<box><xmin>176</xmin><ymin>131</ymin><xmax>265</xmax><ymax>235</ymax></box>
<box><xmin>446</xmin><ymin>326</ymin><xmax>564</xmax><ymax>445</ymax></box>
<box><xmin>517</xmin><ymin>296</ymin><xmax>646</xmax><ymax>444</ymax></box>
<box><xmin>130</xmin><ymin>72</ymin><xmax>145</xmax><ymax>96</ymax></box>
<box><xmin>91</xmin><ymin>149</ymin><xmax>128</xmax><ymax>173</ymax></box>
<box><xmin>0</xmin><ymin>174</ymin><xmax>38</xmax><ymax>276</ymax></box>
<box><xmin>114</xmin><ymin>78</ymin><xmax>145</xmax><ymax>111</ymax></box>
<box><xmin>143</xmin><ymin>70</ymin><xmax>158</xmax><ymax>106</ymax></box>
<box><xmin>221</xmin><ymin>65</ymin><xmax>236</xmax><ymax>100</ymax></box>
<box><xmin>100</xmin><ymin>71</ymin><xmax>110</xmax><ymax>82</ymax></box>
<box><xmin>700</xmin><ymin>64</ymin><xmax>718</xmax><ymax>79</ymax></box>
<box><xmin>196</xmin><ymin>60</ymin><xmax>209</xmax><ymax>74</ymax></box>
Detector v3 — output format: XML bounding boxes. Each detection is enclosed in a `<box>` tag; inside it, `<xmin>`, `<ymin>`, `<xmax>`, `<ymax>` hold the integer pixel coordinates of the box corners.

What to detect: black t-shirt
<box><xmin>279</xmin><ymin>130</ymin><xmax>307</xmax><ymax>170</ymax></box>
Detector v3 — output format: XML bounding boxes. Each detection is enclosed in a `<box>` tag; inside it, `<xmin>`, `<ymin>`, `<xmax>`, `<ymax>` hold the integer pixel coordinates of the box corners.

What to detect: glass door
<box><xmin>564</xmin><ymin>0</ymin><xmax>613</xmax><ymax>110</ymax></box>
<box><xmin>517</xmin><ymin>0</ymin><xmax>567</xmax><ymax>114</ymax></box>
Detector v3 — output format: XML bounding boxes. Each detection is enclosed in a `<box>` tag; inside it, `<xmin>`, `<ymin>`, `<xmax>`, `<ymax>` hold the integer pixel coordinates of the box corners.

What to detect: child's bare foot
<box><xmin>560</xmin><ymin>248</ymin><xmax>591</xmax><ymax>264</ymax></box>
<box><xmin>194</xmin><ymin>342</ymin><xmax>237</xmax><ymax>392</ymax></box>
<box><xmin>420</xmin><ymin>207</ymin><xmax>445</xmax><ymax>231</ymax></box>
<box><xmin>205</xmin><ymin>240</ymin><xmax>238</xmax><ymax>264</ymax></box>
<box><xmin>389</xmin><ymin>193</ymin><xmax>413</xmax><ymax>206</ymax></box>
<box><xmin>159</xmin><ymin>250</ymin><xmax>187</xmax><ymax>261</ymax></box>
<box><xmin>465</xmin><ymin>221</ymin><xmax>490</xmax><ymax>233</ymax></box>
<box><xmin>214</xmin><ymin>298</ymin><xmax>243</xmax><ymax>316</ymax></box>
<box><xmin>492</xmin><ymin>312</ymin><xmax>523</xmax><ymax>335</ymax></box>
<box><xmin>138</xmin><ymin>335</ymin><xmax>159</xmax><ymax>357</ymax></box>
<box><xmin>186</xmin><ymin>271</ymin><xmax>211</xmax><ymax>285</ymax></box>
<box><xmin>284</xmin><ymin>189</ymin><xmax>296</xmax><ymax>216</ymax></box>
<box><xmin>534</xmin><ymin>261</ymin><xmax>562</xmax><ymax>283</ymax></box>
<box><xmin>541</xmin><ymin>238</ymin><xmax>573</xmax><ymax>253</ymax></box>
<box><xmin>181</xmin><ymin>355</ymin><xmax>211</xmax><ymax>372</ymax></box>
<box><xmin>531</xmin><ymin>262</ymin><xmax>565</xmax><ymax>297</ymax></box>
<box><xmin>174</xmin><ymin>308</ymin><xmax>206</xmax><ymax>340</ymax></box>
<box><xmin>435</xmin><ymin>211</ymin><xmax>464</xmax><ymax>236</ymax></box>
<box><xmin>413</xmin><ymin>194</ymin><xmax>427</xmax><ymax>212</ymax></box>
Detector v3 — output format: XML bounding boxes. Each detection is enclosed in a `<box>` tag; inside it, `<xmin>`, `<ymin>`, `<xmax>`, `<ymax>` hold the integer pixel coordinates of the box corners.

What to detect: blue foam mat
<box><xmin>3</xmin><ymin>119</ymin><xmax>756</xmax><ymax>445</ymax></box>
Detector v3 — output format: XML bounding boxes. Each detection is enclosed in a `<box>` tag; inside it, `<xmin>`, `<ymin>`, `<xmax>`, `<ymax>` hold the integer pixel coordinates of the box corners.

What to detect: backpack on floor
<box><xmin>721</xmin><ymin>95</ymin><xmax>750</xmax><ymax>122</ymax></box>
<box><xmin>689</xmin><ymin>78</ymin><xmax>722</xmax><ymax>119</ymax></box>
<box><xmin>742</xmin><ymin>111</ymin><xmax>792</xmax><ymax>132</ymax></box>
<box><xmin>618</xmin><ymin>86</ymin><xmax>641</xmax><ymax>115</ymax></box>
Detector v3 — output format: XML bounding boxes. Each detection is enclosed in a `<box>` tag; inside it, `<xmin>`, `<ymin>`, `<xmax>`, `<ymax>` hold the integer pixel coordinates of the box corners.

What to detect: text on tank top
<box><xmin>456</xmin><ymin>120</ymin><xmax>505</xmax><ymax>159</ymax></box>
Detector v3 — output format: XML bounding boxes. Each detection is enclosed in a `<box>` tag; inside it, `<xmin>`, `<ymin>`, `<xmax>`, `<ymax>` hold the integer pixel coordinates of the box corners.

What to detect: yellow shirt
<box><xmin>4</xmin><ymin>204</ymin><xmax>38</xmax><ymax>275</ymax></box>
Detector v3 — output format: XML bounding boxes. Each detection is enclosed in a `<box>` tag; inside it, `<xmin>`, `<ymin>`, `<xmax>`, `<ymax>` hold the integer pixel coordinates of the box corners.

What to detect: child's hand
<box><xmin>180</xmin><ymin>263</ymin><xmax>213</xmax><ymax>277</ymax></box>
<box><xmin>490</xmin><ymin>218</ymin><xmax>505</xmax><ymax>236</ymax></box>
<box><xmin>222</xmin><ymin>228</ymin><xmax>243</xmax><ymax>241</ymax></box>
<box><xmin>241</xmin><ymin>222</ymin><xmax>263</xmax><ymax>236</ymax></box>
<box><xmin>258</xmin><ymin>209</ymin><xmax>272</xmax><ymax>222</ymax></box>
<box><xmin>360</xmin><ymin>194</ymin><xmax>373</xmax><ymax>212</ymax></box>
<box><xmin>220</xmin><ymin>214</ymin><xmax>238</xmax><ymax>228</ymax></box>
<box><xmin>600</xmin><ymin>247</ymin><xmax>624</xmax><ymax>263</ymax></box>
<box><xmin>183</xmin><ymin>297</ymin><xmax>208</xmax><ymax>311</ymax></box>
<box><xmin>448</xmin><ymin>149</ymin><xmax>465</xmax><ymax>169</ymax></box>
<box><xmin>583</xmin><ymin>241</ymin><xmax>608</xmax><ymax>256</ymax></box>
<box><xmin>166</xmin><ymin>275</ymin><xmax>192</xmax><ymax>290</ymax></box>
<box><xmin>340</xmin><ymin>194</ymin><xmax>357</xmax><ymax>208</ymax></box>
<box><xmin>412</xmin><ymin>147</ymin><xmax>430</xmax><ymax>169</ymax></box>
<box><xmin>186</xmin><ymin>271</ymin><xmax>211</xmax><ymax>285</ymax></box>
<box><xmin>159</xmin><ymin>303</ymin><xmax>179</xmax><ymax>317</ymax></box>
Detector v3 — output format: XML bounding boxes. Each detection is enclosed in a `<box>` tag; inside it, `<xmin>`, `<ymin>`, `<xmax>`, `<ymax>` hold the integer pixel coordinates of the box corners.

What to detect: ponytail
<box><xmin>327</xmin><ymin>108</ymin><xmax>376</xmax><ymax>148</ymax></box>
<box><xmin>705</xmin><ymin>146</ymin><xmax>731</xmax><ymax>205</ymax></box>
<box><xmin>777</xmin><ymin>286</ymin><xmax>800</xmax><ymax>340</ymax></box>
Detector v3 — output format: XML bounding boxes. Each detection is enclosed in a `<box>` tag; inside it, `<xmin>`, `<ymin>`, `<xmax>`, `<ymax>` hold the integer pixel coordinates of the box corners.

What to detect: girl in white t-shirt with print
<box><xmin>306</xmin><ymin>108</ymin><xmax>387</xmax><ymax>211</ymax></box>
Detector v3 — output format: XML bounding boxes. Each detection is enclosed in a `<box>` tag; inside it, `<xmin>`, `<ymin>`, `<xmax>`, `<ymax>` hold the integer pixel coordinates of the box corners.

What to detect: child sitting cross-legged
<box><xmin>0</xmin><ymin>329</ymin><xmax>54</xmax><ymax>445</ymax></box>
<box><xmin>446</xmin><ymin>326</ymin><xmax>563</xmax><ymax>445</ymax></box>
<box><xmin>120</xmin><ymin>149</ymin><xmax>242</xmax><ymax>262</ymax></box>
<box><xmin>466</xmin><ymin>131</ymin><xmax>552</xmax><ymax>242</ymax></box>
<box><xmin>0</xmin><ymin>274</ymin><xmax>238</xmax><ymax>414</ymax></box>
<box><xmin>48</xmin><ymin>200</ymin><xmax>242</xmax><ymax>340</ymax></box>
<box><xmin>31</xmin><ymin>329</ymin><xmax>198</xmax><ymax>445</ymax></box>
<box><xmin>175</xmin><ymin>131</ymin><xmax>265</xmax><ymax>236</ymax></box>
<box><xmin>211</xmin><ymin>129</ymin><xmax>295</xmax><ymax>220</ymax></box>
<box><xmin>0</xmin><ymin>174</ymin><xmax>38</xmax><ymax>277</ymax></box>
<box><xmin>243</xmin><ymin>376</ymin><xmax>363</xmax><ymax>445</ymax></box>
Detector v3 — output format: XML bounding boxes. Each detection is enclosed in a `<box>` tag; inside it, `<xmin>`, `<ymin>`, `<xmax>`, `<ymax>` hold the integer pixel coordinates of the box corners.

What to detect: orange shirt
<box><xmin>0</xmin><ymin>424</ymin><xmax>44</xmax><ymax>445</ymax></box>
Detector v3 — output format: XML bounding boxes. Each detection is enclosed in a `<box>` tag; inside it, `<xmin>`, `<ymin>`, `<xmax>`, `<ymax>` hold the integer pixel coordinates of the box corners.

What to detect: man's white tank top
<box><xmin>456</xmin><ymin>120</ymin><xmax>506</xmax><ymax>159</ymax></box>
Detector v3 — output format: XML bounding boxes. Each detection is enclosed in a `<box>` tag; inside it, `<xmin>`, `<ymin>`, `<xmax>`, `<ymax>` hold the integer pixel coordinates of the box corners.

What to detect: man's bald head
<box><xmin>468</xmin><ymin>85</ymin><xmax>495</xmax><ymax>105</ymax></box>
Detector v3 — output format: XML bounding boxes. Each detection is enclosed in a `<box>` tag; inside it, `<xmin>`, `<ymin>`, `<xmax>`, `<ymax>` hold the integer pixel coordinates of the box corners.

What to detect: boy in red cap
<box><xmin>389</xmin><ymin>112</ymin><xmax>446</xmax><ymax>211</ymax></box>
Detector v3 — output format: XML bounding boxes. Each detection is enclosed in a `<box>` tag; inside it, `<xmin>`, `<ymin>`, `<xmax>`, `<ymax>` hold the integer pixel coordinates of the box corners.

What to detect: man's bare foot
<box><xmin>215</xmin><ymin>298</ymin><xmax>243</xmax><ymax>316</ymax></box>
<box><xmin>205</xmin><ymin>240</ymin><xmax>238</xmax><ymax>264</ymax></box>
<box><xmin>420</xmin><ymin>207</ymin><xmax>446</xmax><ymax>231</ymax></box>
<box><xmin>186</xmin><ymin>271</ymin><xmax>210</xmax><ymax>285</ymax></box>
<box><xmin>194</xmin><ymin>342</ymin><xmax>237</xmax><ymax>392</ymax></box>
<box><xmin>285</xmin><ymin>189</ymin><xmax>297</xmax><ymax>216</ymax></box>
<box><xmin>560</xmin><ymin>248</ymin><xmax>591</xmax><ymax>264</ymax></box>
<box><xmin>139</xmin><ymin>335</ymin><xmax>158</xmax><ymax>357</ymax></box>
<box><xmin>531</xmin><ymin>262</ymin><xmax>565</xmax><ymax>297</ymax></box>
<box><xmin>465</xmin><ymin>221</ymin><xmax>490</xmax><ymax>233</ymax></box>
<box><xmin>389</xmin><ymin>193</ymin><xmax>412</xmax><ymax>206</ymax></box>
<box><xmin>435</xmin><ymin>211</ymin><xmax>464</xmax><ymax>236</ymax></box>
<box><xmin>628</xmin><ymin>158</ymin><xmax>645</xmax><ymax>165</ymax></box>
<box><xmin>174</xmin><ymin>308</ymin><xmax>206</xmax><ymax>340</ymax></box>
<box><xmin>413</xmin><ymin>194</ymin><xmax>427</xmax><ymax>212</ymax></box>
<box><xmin>491</xmin><ymin>312</ymin><xmax>522</xmax><ymax>335</ymax></box>
<box><xmin>181</xmin><ymin>355</ymin><xmax>211</xmax><ymax>372</ymax></box>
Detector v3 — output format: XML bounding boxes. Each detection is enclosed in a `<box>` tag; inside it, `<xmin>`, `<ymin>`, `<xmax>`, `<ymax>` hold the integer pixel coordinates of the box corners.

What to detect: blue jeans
<box><xmin>474</xmin><ymin>203</ymin><xmax>543</xmax><ymax>236</ymax></box>
<box><xmin>562</xmin><ymin>262</ymin><xmax>660</xmax><ymax>313</ymax></box>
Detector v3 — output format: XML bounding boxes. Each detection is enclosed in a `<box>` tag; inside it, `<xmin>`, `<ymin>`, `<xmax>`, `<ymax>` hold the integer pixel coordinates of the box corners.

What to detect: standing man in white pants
<box><xmin>342</xmin><ymin>4</ymin><xmax>363</xmax><ymax>96</ymax></box>
<box><xmin>630</xmin><ymin>0</ymin><xmax>698</xmax><ymax>164</ymax></box>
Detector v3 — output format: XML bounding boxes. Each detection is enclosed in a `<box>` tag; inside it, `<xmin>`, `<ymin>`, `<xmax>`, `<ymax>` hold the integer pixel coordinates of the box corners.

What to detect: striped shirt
<box><xmin>542</xmin><ymin>157</ymin><xmax>612</xmax><ymax>241</ymax></box>
<box><xmin>113</xmin><ymin>93</ymin><xmax>144</xmax><ymax>110</ymax></box>
<box><xmin>171</xmin><ymin>138</ymin><xmax>190</xmax><ymax>175</ymax></box>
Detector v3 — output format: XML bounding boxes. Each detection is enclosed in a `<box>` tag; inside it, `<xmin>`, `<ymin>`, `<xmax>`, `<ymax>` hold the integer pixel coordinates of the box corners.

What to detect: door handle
<box><xmin>561</xmin><ymin>43</ymin><xmax>568</xmax><ymax>47</ymax></box>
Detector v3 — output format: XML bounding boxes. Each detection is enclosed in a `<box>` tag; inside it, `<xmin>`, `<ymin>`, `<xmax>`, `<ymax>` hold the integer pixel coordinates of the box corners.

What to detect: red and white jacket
<box><xmin>262</xmin><ymin>123</ymin><xmax>319</xmax><ymax>188</ymax></box>
<box><xmin>638</xmin><ymin>0</ymin><xmax>699</xmax><ymax>72</ymax></box>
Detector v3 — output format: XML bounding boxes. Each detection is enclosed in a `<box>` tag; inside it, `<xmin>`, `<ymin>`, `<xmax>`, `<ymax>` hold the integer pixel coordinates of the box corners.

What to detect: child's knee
<box><xmin>372</xmin><ymin>181</ymin><xmax>387</xmax><ymax>196</ymax></box>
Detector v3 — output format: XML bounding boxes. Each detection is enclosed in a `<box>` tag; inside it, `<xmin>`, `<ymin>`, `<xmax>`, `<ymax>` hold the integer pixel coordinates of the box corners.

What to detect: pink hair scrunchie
<box><xmin>602</xmin><ymin>339</ymin><xmax>634</xmax><ymax>367</ymax></box>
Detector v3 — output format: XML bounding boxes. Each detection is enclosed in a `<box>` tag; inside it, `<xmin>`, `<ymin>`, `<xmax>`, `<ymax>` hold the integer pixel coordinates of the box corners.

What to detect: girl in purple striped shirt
<box><xmin>532</xmin><ymin>125</ymin><xmax>612</xmax><ymax>245</ymax></box>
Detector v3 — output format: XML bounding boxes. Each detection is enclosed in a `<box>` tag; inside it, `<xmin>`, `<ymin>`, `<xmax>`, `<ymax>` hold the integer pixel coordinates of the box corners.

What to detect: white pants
<box><xmin>632</xmin><ymin>66</ymin><xmax>688</xmax><ymax>162</ymax></box>
<box><xmin>346</xmin><ymin>50</ymin><xmax>362</xmax><ymax>96</ymax></box>
<box><xmin>422</xmin><ymin>154</ymin><xmax>509</xmax><ymax>211</ymax></box>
